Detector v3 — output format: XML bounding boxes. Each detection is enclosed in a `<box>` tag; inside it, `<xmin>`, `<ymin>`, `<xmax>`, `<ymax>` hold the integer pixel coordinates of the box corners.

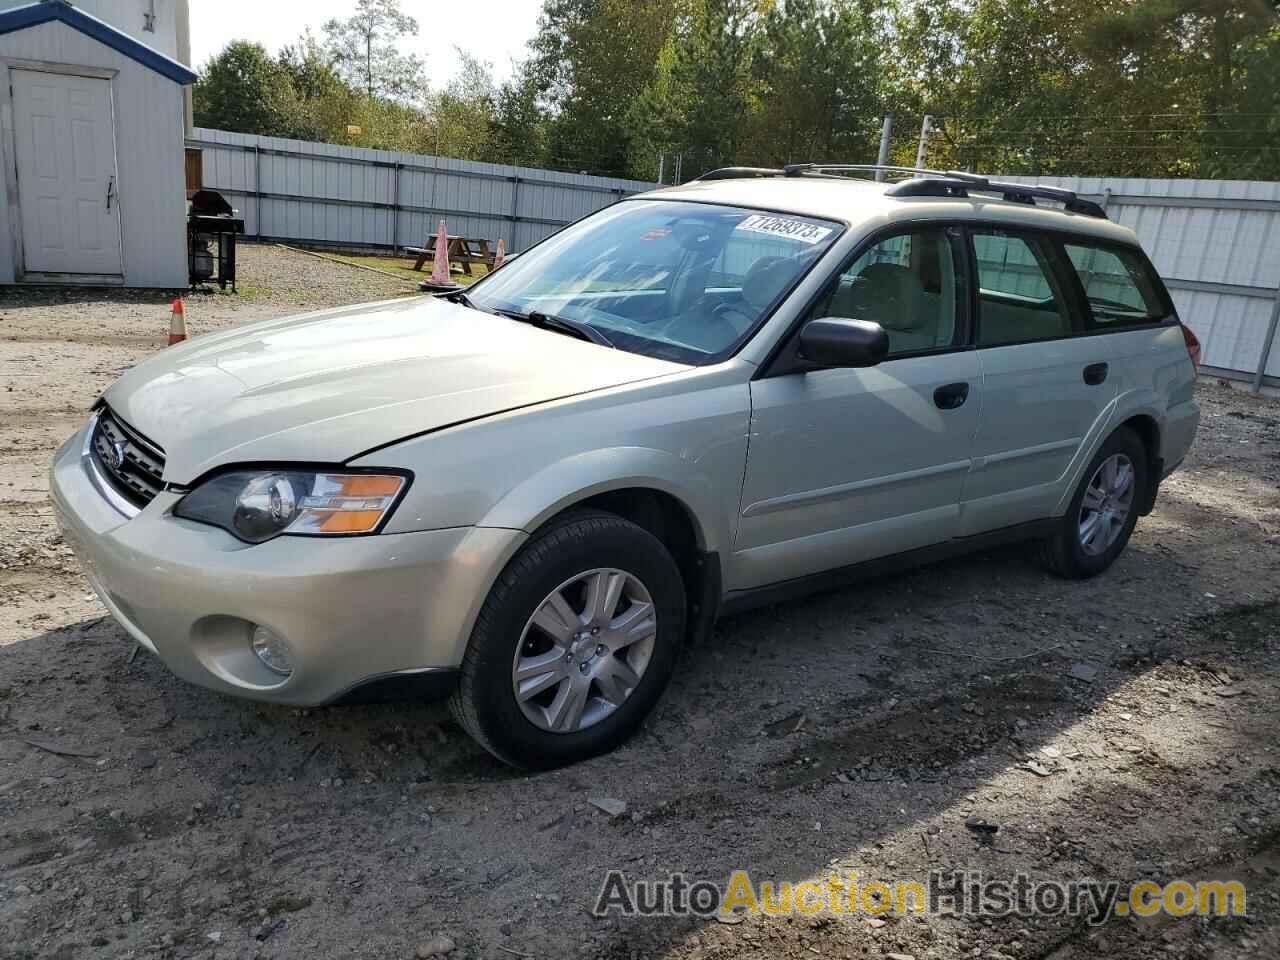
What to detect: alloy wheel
<box><xmin>511</xmin><ymin>568</ymin><xmax>657</xmax><ymax>733</ymax></box>
<box><xmin>1078</xmin><ymin>453</ymin><xmax>1136</xmax><ymax>556</ymax></box>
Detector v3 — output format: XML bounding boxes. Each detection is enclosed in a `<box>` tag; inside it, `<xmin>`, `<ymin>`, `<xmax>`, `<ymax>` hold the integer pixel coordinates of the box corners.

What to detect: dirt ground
<box><xmin>2</xmin><ymin>243</ymin><xmax>1279</xmax><ymax>960</ymax></box>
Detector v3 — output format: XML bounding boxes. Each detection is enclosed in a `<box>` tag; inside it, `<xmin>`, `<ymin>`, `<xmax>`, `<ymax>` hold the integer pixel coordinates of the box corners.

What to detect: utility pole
<box><xmin>658</xmin><ymin>153</ymin><xmax>665</xmax><ymax>185</ymax></box>
<box><xmin>875</xmin><ymin>116</ymin><xmax>893</xmax><ymax>181</ymax></box>
<box><xmin>674</xmin><ymin>153</ymin><xmax>683</xmax><ymax>185</ymax></box>
<box><xmin>915</xmin><ymin>115</ymin><xmax>934</xmax><ymax>170</ymax></box>
<box><xmin>1255</xmin><ymin>282</ymin><xmax>1280</xmax><ymax>393</ymax></box>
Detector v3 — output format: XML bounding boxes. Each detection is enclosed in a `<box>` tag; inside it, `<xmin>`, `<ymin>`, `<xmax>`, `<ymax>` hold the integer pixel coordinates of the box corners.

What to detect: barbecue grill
<box><xmin>188</xmin><ymin>189</ymin><xmax>245</xmax><ymax>291</ymax></box>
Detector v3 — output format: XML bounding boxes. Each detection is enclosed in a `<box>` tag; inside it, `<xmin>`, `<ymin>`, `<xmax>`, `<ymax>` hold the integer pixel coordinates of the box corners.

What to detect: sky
<box><xmin>189</xmin><ymin>0</ymin><xmax>544</xmax><ymax>87</ymax></box>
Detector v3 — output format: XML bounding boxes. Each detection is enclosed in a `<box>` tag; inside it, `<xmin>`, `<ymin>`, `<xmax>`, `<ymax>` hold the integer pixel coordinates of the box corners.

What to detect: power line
<box><xmin>932</xmin><ymin>111</ymin><xmax>1280</xmax><ymax>121</ymax></box>
<box><xmin>959</xmin><ymin>128</ymin><xmax>1276</xmax><ymax>137</ymax></box>
<box><xmin>956</xmin><ymin>143</ymin><xmax>1280</xmax><ymax>153</ymax></box>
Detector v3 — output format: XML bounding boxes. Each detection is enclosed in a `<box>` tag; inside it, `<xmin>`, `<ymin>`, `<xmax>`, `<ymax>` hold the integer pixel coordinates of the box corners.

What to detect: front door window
<box><xmin>809</xmin><ymin>227</ymin><xmax>962</xmax><ymax>357</ymax></box>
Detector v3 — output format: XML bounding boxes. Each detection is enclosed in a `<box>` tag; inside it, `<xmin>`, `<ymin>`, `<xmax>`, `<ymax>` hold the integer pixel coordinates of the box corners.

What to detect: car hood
<box><xmin>104</xmin><ymin>296</ymin><xmax>687</xmax><ymax>482</ymax></box>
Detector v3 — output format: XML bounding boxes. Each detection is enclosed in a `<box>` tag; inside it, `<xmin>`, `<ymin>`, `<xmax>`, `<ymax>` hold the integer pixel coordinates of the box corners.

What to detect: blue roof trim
<box><xmin>0</xmin><ymin>1</ymin><xmax>197</xmax><ymax>85</ymax></box>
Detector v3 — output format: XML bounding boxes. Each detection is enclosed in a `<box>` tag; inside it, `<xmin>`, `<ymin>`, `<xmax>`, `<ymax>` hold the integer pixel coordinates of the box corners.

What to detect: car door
<box><xmin>731</xmin><ymin>225</ymin><xmax>981</xmax><ymax>591</ymax></box>
<box><xmin>958</xmin><ymin>228</ymin><xmax>1119</xmax><ymax>535</ymax></box>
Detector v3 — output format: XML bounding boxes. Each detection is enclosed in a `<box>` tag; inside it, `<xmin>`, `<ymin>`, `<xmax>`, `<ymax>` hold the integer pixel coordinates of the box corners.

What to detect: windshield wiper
<box><xmin>439</xmin><ymin>288</ymin><xmax>487</xmax><ymax>313</ymax></box>
<box><xmin>495</xmin><ymin>309</ymin><xmax>615</xmax><ymax>349</ymax></box>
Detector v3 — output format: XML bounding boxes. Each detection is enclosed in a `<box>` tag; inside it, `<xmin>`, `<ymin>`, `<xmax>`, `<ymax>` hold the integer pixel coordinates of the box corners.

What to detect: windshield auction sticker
<box><xmin>735</xmin><ymin>214</ymin><xmax>833</xmax><ymax>245</ymax></box>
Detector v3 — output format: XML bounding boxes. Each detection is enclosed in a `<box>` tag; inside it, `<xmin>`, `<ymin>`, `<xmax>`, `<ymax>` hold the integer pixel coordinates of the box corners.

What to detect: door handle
<box><xmin>106</xmin><ymin>175</ymin><xmax>116</xmax><ymax>211</ymax></box>
<box><xmin>1083</xmin><ymin>362</ymin><xmax>1109</xmax><ymax>386</ymax></box>
<box><xmin>933</xmin><ymin>382</ymin><xmax>970</xmax><ymax>410</ymax></box>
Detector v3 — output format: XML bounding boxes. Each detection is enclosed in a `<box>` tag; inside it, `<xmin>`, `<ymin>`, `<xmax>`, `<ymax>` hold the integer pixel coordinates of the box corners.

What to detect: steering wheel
<box><xmin>842</xmin><ymin>270</ymin><xmax>903</xmax><ymax>329</ymax></box>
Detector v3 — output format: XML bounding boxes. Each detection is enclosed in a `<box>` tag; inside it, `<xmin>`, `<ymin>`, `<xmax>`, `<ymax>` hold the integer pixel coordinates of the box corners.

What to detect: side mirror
<box><xmin>797</xmin><ymin>318</ymin><xmax>889</xmax><ymax>368</ymax></box>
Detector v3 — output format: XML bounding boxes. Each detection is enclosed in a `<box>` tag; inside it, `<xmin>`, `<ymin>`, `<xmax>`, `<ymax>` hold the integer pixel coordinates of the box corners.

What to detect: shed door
<box><xmin>12</xmin><ymin>70</ymin><xmax>122</xmax><ymax>278</ymax></box>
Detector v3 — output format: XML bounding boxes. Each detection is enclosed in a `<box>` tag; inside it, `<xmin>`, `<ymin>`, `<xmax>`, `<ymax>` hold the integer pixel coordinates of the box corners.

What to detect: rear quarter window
<box><xmin>1064</xmin><ymin>242</ymin><xmax>1172</xmax><ymax>328</ymax></box>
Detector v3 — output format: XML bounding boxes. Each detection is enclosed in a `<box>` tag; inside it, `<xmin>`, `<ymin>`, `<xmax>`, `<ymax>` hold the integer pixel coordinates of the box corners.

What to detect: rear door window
<box><xmin>971</xmin><ymin>231</ymin><xmax>1075</xmax><ymax>347</ymax></box>
<box><xmin>1063</xmin><ymin>242</ymin><xmax>1171</xmax><ymax>328</ymax></box>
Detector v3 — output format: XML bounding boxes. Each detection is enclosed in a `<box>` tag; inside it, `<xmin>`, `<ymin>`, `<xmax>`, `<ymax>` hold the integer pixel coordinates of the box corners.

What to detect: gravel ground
<box><xmin>2</xmin><ymin>244</ymin><xmax>1280</xmax><ymax>960</ymax></box>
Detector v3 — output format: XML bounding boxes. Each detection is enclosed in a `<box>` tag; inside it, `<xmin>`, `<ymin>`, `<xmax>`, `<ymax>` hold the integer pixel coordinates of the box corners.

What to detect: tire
<box><xmin>450</xmin><ymin>510</ymin><xmax>686</xmax><ymax>769</ymax></box>
<box><xmin>1039</xmin><ymin>427</ymin><xmax>1149</xmax><ymax>579</ymax></box>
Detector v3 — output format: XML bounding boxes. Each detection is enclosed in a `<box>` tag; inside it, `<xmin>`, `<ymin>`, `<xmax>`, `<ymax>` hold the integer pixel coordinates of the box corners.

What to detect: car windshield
<box><xmin>464</xmin><ymin>200</ymin><xmax>843</xmax><ymax>364</ymax></box>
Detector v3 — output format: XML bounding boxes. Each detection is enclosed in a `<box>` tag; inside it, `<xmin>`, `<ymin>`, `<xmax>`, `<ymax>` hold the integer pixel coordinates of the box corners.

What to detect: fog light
<box><xmin>251</xmin><ymin>625</ymin><xmax>293</xmax><ymax>677</ymax></box>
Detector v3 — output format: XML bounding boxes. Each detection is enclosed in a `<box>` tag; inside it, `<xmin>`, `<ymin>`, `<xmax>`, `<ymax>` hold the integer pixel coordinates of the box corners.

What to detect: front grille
<box><xmin>90</xmin><ymin>408</ymin><xmax>166</xmax><ymax>508</ymax></box>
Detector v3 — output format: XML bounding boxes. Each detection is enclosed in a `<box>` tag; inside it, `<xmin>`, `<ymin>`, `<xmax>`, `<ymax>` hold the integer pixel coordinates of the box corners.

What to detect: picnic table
<box><xmin>407</xmin><ymin>234</ymin><xmax>494</xmax><ymax>276</ymax></box>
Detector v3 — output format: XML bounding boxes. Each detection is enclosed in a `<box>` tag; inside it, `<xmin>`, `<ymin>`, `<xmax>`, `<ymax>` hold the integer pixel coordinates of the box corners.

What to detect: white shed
<box><xmin>0</xmin><ymin>0</ymin><xmax>194</xmax><ymax>287</ymax></box>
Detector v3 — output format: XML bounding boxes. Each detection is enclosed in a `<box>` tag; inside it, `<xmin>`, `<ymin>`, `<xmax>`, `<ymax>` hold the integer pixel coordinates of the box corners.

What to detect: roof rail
<box><xmin>689</xmin><ymin>163</ymin><xmax>1107</xmax><ymax>219</ymax></box>
<box><xmin>696</xmin><ymin>166</ymin><xmax>786</xmax><ymax>180</ymax></box>
<box><xmin>786</xmin><ymin>164</ymin><xmax>1108</xmax><ymax>218</ymax></box>
<box><xmin>899</xmin><ymin>171</ymin><xmax>1108</xmax><ymax>218</ymax></box>
<box><xmin>782</xmin><ymin>163</ymin><xmax>944</xmax><ymax>179</ymax></box>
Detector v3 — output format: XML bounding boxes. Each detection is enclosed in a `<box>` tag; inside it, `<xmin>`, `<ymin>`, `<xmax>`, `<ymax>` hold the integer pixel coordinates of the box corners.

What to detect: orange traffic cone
<box><xmin>168</xmin><ymin>298</ymin><xmax>187</xmax><ymax>345</ymax></box>
<box><xmin>493</xmin><ymin>238</ymin><xmax>506</xmax><ymax>271</ymax></box>
<box><xmin>429</xmin><ymin>220</ymin><xmax>452</xmax><ymax>286</ymax></box>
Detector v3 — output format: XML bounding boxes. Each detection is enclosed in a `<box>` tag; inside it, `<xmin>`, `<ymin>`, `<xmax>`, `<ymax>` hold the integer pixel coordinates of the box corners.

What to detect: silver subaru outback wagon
<box><xmin>50</xmin><ymin>165</ymin><xmax>1201</xmax><ymax>769</ymax></box>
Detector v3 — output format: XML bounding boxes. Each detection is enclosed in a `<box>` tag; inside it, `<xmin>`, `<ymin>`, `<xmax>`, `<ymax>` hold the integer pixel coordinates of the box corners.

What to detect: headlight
<box><xmin>174</xmin><ymin>470</ymin><xmax>408</xmax><ymax>543</ymax></box>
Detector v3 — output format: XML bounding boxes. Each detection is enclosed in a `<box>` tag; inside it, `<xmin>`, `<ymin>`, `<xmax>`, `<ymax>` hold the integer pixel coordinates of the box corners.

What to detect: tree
<box><xmin>1088</xmin><ymin>1</ymin><xmax>1278</xmax><ymax>118</ymax></box>
<box><xmin>193</xmin><ymin>41</ymin><xmax>300</xmax><ymax>137</ymax></box>
<box><xmin>529</xmin><ymin>0</ymin><xmax>683</xmax><ymax>176</ymax></box>
<box><xmin>321</xmin><ymin>0</ymin><xmax>425</xmax><ymax>101</ymax></box>
<box><xmin>666</xmin><ymin>0</ymin><xmax>761</xmax><ymax>175</ymax></box>
<box><xmin>1085</xmin><ymin>0</ymin><xmax>1280</xmax><ymax>175</ymax></box>
<box><xmin>890</xmin><ymin>0</ymin><xmax>1280</xmax><ymax>177</ymax></box>
<box><xmin>427</xmin><ymin>50</ymin><xmax>498</xmax><ymax>160</ymax></box>
<box><xmin>277</xmin><ymin>31</ymin><xmax>353</xmax><ymax>142</ymax></box>
<box><xmin>747</xmin><ymin>0</ymin><xmax>885</xmax><ymax>165</ymax></box>
<box><xmin>490</xmin><ymin>62</ymin><xmax>552</xmax><ymax>167</ymax></box>
<box><xmin>194</xmin><ymin>0</ymin><xmax>1280</xmax><ymax>181</ymax></box>
<box><xmin>625</xmin><ymin>32</ymin><xmax>683</xmax><ymax>180</ymax></box>
<box><xmin>1230</xmin><ymin>18</ymin><xmax>1280</xmax><ymax>178</ymax></box>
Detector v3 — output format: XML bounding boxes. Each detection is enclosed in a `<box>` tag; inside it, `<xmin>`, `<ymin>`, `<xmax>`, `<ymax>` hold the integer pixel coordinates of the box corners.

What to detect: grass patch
<box><xmin>215</xmin><ymin>285</ymin><xmax>272</xmax><ymax>300</ymax></box>
<box><xmin>326</xmin><ymin>253</ymin><xmax>490</xmax><ymax>285</ymax></box>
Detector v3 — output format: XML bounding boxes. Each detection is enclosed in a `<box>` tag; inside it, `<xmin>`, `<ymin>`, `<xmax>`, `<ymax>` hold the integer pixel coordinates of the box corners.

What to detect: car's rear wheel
<box><xmin>450</xmin><ymin>510</ymin><xmax>685</xmax><ymax>769</ymax></box>
<box><xmin>1039</xmin><ymin>427</ymin><xmax>1148</xmax><ymax>579</ymax></box>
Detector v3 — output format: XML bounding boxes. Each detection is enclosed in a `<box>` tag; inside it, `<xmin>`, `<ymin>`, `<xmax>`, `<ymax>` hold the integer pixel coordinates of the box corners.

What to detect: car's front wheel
<box><xmin>450</xmin><ymin>510</ymin><xmax>686</xmax><ymax>769</ymax></box>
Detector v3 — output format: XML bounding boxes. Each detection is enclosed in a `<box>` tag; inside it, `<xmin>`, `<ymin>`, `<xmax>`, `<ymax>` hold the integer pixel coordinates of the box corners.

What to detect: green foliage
<box><xmin>530</xmin><ymin>0</ymin><xmax>685</xmax><ymax>175</ymax></box>
<box><xmin>667</xmin><ymin>0</ymin><xmax>760</xmax><ymax>175</ymax></box>
<box><xmin>195</xmin><ymin>0</ymin><xmax>1280</xmax><ymax>180</ymax></box>
<box><xmin>193</xmin><ymin>41</ymin><xmax>301</xmax><ymax>137</ymax></box>
<box><xmin>490</xmin><ymin>63</ymin><xmax>552</xmax><ymax>168</ymax></box>
<box><xmin>746</xmin><ymin>0</ymin><xmax>886</xmax><ymax>166</ymax></box>
<box><xmin>427</xmin><ymin>51</ymin><xmax>498</xmax><ymax>162</ymax></box>
<box><xmin>899</xmin><ymin>0</ymin><xmax>1280</xmax><ymax>177</ymax></box>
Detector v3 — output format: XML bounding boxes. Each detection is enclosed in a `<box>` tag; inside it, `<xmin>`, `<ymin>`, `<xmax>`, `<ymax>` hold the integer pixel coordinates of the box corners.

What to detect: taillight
<box><xmin>1180</xmin><ymin>323</ymin><xmax>1201</xmax><ymax>371</ymax></box>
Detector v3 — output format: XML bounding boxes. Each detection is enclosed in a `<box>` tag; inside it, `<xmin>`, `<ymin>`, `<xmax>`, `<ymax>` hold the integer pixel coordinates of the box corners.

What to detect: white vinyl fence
<box><xmin>1005</xmin><ymin>176</ymin><xmax>1280</xmax><ymax>390</ymax></box>
<box><xmin>187</xmin><ymin>128</ymin><xmax>658</xmax><ymax>257</ymax></box>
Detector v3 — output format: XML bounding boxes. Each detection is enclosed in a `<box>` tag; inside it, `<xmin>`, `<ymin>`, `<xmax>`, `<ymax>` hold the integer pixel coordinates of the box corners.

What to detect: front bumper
<box><xmin>49</xmin><ymin>422</ymin><xmax>526</xmax><ymax>706</ymax></box>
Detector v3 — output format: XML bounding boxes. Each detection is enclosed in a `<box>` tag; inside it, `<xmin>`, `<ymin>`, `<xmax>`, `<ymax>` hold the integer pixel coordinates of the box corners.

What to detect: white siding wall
<box><xmin>0</xmin><ymin>0</ymin><xmax>183</xmax><ymax>60</ymax></box>
<box><xmin>0</xmin><ymin>19</ymin><xmax>188</xmax><ymax>286</ymax></box>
